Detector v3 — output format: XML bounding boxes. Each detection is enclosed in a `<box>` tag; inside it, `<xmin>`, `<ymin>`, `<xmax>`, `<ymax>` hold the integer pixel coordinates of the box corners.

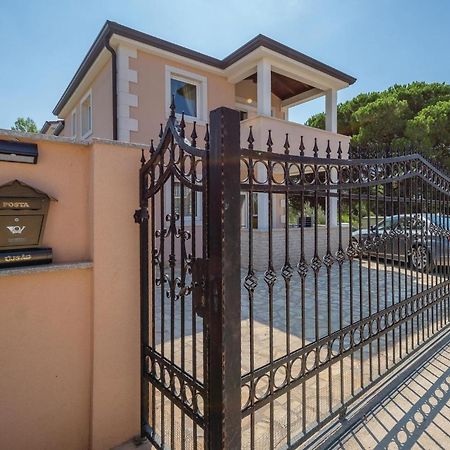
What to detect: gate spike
<box><xmin>140</xmin><ymin>148</ymin><xmax>146</xmax><ymax>166</ymax></box>
<box><xmin>191</xmin><ymin>121</ymin><xmax>197</xmax><ymax>147</ymax></box>
<box><xmin>204</xmin><ymin>123</ymin><xmax>210</xmax><ymax>150</ymax></box>
<box><xmin>337</xmin><ymin>141</ymin><xmax>342</xmax><ymax>159</ymax></box>
<box><xmin>284</xmin><ymin>133</ymin><xmax>290</xmax><ymax>155</ymax></box>
<box><xmin>326</xmin><ymin>139</ymin><xmax>331</xmax><ymax>158</ymax></box>
<box><xmin>267</xmin><ymin>130</ymin><xmax>273</xmax><ymax>152</ymax></box>
<box><xmin>299</xmin><ymin>136</ymin><xmax>305</xmax><ymax>156</ymax></box>
<box><xmin>149</xmin><ymin>139</ymin><xmax>155</xmax><ymax>155</ymax></box>
<box><xmin>313</xmin><ymin>138</ymin><xmax>319</xmax><ymax>158</ymax></box>
<box><xmin>169</xmin><ymin>94</ymin><xmax>176</xmax><ymax>119</ymax></box>
<box><xmin>247</xmin><ymin>126</ymin><xmax>254</xmax><ymax>150</ymax></box>
<box><xmin>179</xmin><ymin>112</ymin><xmax>186</xmax><ymax>139</ymax></box>
<box><xmin>159</xmin><ymin>123</ymin><xmax>163</xmax><ymax>139</ymax></box>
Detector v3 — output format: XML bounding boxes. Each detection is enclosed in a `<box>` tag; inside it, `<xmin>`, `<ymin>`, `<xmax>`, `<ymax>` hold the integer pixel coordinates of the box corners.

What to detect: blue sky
<box><xmin>0</xmin><ymin>0</ymin><xmax>449</xmax><ymax>130</ymax></box>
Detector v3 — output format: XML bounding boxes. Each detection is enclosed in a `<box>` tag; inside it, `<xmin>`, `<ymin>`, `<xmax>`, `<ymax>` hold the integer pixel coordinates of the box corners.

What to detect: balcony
<box><xmin>240</xmin><ymin>115</ymin><xmax>351</xmax><ymax>158</ymax></box>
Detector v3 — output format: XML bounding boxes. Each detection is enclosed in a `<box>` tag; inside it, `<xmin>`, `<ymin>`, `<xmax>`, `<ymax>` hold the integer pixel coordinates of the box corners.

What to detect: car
<box><xmin>351</xmin><ymin>214</ymin><xmax>450</xmax><ymax>271</ymax></box>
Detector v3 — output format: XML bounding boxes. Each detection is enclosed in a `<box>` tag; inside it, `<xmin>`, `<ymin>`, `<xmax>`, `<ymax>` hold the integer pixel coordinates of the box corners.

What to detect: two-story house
<box><xmin>45</xmin><ymin>20</ymin><xmax>356</xmax><ymax>234</ymax></box>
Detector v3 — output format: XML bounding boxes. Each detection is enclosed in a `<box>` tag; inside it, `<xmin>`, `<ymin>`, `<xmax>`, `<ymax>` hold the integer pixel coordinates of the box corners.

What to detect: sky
<box><xmin>0</xmin><ymin>0</ymin><xmax>449</xmax><ymax>130</ymax></box>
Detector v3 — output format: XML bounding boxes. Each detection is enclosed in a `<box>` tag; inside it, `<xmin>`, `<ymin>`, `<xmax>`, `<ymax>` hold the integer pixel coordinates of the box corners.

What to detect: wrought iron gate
<box><xmin>135</xmin><ymin>104</ymin><xmax>241</xmax><ymax>449</ymax></box>
<box><xmin>137</xmin><ymin>104</ymin><xmax>450</xmax><ymax>449</ymax></box>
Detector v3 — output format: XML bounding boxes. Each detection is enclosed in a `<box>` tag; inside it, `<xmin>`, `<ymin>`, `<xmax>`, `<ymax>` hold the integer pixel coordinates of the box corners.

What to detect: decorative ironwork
<box><xmin>138</xmin><ymin>102</ymin><xmax>450</xmax><ymax>450</ymax></box>
<box><xmin>239</xmin><ymin>133</ymin><xmax>450</xmax><ymax>449</ymax></box>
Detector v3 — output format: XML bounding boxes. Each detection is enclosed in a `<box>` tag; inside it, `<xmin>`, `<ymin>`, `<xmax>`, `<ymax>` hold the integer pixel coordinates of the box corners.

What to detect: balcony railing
<box><xmin>240</xmin><ymin>115</ymin><xmax>351</xmax><ymax>159</ymax></box>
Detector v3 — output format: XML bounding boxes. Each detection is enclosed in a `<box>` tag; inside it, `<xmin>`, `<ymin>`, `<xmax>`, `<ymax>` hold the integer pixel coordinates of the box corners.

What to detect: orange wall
<box><xmin>0</xmin><ymin>267</ymin><xmax>92</xmax><ymax>450</ymax></box>
<box><xmin>89</xmin><ymin>142</ymin><xmax>141</xmax><ymax>450</ymax></box>
<box><xmin>0</xmin><ymin>138</ymin><xmax>91</xmax><ymax>261</ymax></box>
<box><xmin>0</xmin><ymin>132</ymin><xmax>142</xmax><ymax>450</ymax></box>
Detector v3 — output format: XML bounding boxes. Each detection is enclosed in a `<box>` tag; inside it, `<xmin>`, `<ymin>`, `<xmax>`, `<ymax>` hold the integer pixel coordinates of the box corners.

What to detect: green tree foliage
<box><xmin>11</xmin><ymin>117</ymin><xmax>38</xmax><ymax>133</ymax></box>
<box><xmin>305</xmin><ymin>82</ymin><xmax>450</xmax><ymax>166</ymax></box>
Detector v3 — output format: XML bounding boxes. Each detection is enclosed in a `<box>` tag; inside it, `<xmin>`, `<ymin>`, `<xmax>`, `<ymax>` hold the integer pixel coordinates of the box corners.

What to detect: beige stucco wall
<box><xmin>61</xmin><ymin>60</ymin><xmax>113</xmax><ymax>140</ymax></box>
<box><xmin>129</xmin><ymin>50</ymin><xmax>235</xmax><ymax>143</ymax></box>
<box><xmin>0</xmin><ymin>132</ymin><xmax>141</xmax><ymax>450</ymax></box>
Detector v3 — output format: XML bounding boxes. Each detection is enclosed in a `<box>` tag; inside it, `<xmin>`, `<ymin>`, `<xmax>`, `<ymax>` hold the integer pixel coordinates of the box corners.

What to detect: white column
<box><xmin>257</xmin><ymin>59</ymin><xmax>272</xmax><ymax>116</ymax></box>
<box><xmin>256</xmin><ymin>161</ymin><xmax>269</xmax><ymax>229</ymax></box>
<box><xmin>325</xmin><ymin>88</ymin><xmax>338</xmax><ymax>226</ymax></box>
<box><xmin>257</xmin><ymin>194</ymin><xmax>269</xmax><ymax>230</ymax></box>
<box><xmin>325</xmin><ymin>88</ymin><xmax>337</xmax><ymax>133</ymax></box>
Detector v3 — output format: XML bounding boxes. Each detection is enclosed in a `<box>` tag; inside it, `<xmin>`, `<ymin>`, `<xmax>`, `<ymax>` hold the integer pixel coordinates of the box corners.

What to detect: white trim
<box><xmin>80</xmin><ymin>90</ymin><xmax>93</xmax><ymax>139</ymax></box>
<box><xmin>117</xmin><ymin>45</ymin><xmax>138</xmax><ymax>142</ymax></box>
<box><xmin>225</xmin><ymin>47</ymin><xmax>349</xmax><ymax>91</ymax></box>
<box><xmin>281</xmin><ymin>88</ymin><xmax>324</xmax><ymax>108</ymax></box>
<box><xmin>70</xmin><ymin>108</ymin><xmax>77</xmax><ymax>138</ymax></box>
<box><xmin>165</xmin><ymin>65</ymin><xmax>208</xmax><ymax>123</ymax></box>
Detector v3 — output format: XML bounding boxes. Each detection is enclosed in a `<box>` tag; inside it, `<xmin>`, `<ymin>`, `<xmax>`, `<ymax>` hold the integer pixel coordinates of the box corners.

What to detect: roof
<box><xmin>40</xmin><ymin>120</ymin><xmax>64</xmax><ymax>136</ymax></box>
<box><xmin>53</xmin><ymin>20</ymin><xmax>356</xmax><ymax>115</ymax></box>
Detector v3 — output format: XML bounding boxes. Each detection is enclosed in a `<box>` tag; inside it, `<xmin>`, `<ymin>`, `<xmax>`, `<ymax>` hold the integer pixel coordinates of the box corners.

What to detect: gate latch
<box><xmin>192</xmin><ymin>258</ymin><xmax>208</xmax><ymax>318</ymax></box>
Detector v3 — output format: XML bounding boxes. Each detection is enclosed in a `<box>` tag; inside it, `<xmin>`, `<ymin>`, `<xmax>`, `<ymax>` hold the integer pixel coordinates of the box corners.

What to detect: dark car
<box><xmin>352</xmin><ymin>214</ymin><xmax>450</xmax><ymax>271</ymax></box>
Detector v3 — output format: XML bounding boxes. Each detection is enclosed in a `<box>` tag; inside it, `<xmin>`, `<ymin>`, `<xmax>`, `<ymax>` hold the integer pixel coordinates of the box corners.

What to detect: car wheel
<box><xmin>410</xmin><ymin>245</ymin><xmax>432</xmax><ymax>272</ymax></box>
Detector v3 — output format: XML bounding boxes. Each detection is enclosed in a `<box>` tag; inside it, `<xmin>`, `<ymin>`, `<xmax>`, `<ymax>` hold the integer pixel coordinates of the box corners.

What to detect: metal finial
<box><xmin>140</xmin><ymin>148</ymin><xmax>146</xmax><ymax>166</ymax></box>
<box><xmin>313</xmin><ymin>138</ymin><xmax>319</xmax><ymax>158</ymax></box>
<box><xmin>149</xmin><ymin>139</ymin><xmax>155</xmax><ymax>155</ymax></box>
<box><xmin>337</xmin><ymin>141</ymin><xmax>342</xmax><ymax>159</ymax></box>
<box><xmin>159</xmin><ymin>123</ymin><xmax>163</xmax><ymax>139</ymax></box>
<box><xmin>169</xmin><ymin>94</ymin><xmax>176</xmax><ymax>119</ymax></box>
<box><xmin>284</xmin><ymin>133</ymin><xmax>290</xmax><ymax>155</ymax></box>
<box><xmin>179</xmin><ymin>112</ymin><xmax>186</xmax><ymax>139</ymax></box>
<box><xmin>326</xmin><ymin>140</ymin><xmax>331</xmax><ymax>158</ymax></box>
<box><xmin>267</xmin><ymin>130</ymin><xmax>273</xmax><ymax>152</ymax></box>
<box><xmin>299</xmin><ymin>136</ymin><xmax>305</xmax><ymax>156</ymax></box>
<box><xmin>247</xmin><ymin>126</ymin><xmax>254</xmax><ymax>150</ymax></box>
<box><xmin>204</xmin><ymin>123</ymin><xmax>210</xmax><ymax>150</ymax></box>
<box><xmin>191</xmin><ymin>121</ymin><xmax>197</xmax><ymax>147</ymax></box>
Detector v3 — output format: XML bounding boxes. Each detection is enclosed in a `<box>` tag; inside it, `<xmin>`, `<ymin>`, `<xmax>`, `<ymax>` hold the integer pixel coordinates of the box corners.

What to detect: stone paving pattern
<box><xmin>146</xmin><ymin>260</ymin><xmax>447</xmax><ymax>449</ymax></box>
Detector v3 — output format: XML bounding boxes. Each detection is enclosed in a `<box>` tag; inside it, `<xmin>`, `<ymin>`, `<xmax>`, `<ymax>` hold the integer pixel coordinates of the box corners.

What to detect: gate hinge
<box><xmin>192</xmin><ymin>258</ymin><xmax>208</xmax><ymax>318</ymax></box>
<box><xmin>134</xmin><ymin>207</ymin><xmax>149</xmax><ymax>224</ymax></box>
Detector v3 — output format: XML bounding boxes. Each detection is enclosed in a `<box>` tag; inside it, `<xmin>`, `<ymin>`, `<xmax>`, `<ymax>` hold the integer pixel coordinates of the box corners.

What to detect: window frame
<box><xmin>70</xmin><ymin>108</ymin><xmax>77</xmax><ymax>138</ymax></box>
<box><xmin>165</xmin><ymin>181</ymin><xmax>202</xmax><ymax>224</ymax></box>
<box><xmin>165</xmin><ymin>66</ymin><xmax>207</xmax><ymax>124</ymax></box>
<box><xmin>80</xmin><ymin>90</ymin><xmax>93</xmax><ymax>139</ymax></box>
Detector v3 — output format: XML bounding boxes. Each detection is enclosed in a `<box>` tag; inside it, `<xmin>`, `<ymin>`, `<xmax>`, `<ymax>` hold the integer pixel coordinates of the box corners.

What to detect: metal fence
<box><xmin>136</xmin><ymin>105</ymin><xmax>450</xmax><ymax>449</ymax></box>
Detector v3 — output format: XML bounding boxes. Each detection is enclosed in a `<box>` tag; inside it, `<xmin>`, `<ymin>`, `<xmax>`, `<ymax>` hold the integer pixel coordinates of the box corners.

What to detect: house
<box><xmin>40</xmin><ymin>119</ymin><xmax>64</xmax><ymax>136</ymax></box>
<box><xmin>48</xmin><ymin>20</ymin><xmax>356</xmax><ymax>232</ymax></box>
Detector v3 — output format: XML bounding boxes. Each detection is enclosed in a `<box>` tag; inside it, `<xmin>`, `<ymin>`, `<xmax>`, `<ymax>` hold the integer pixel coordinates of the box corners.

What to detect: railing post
<box><xmin>207</xmin><ymin>107</ymin><xmax>242</xmax><ymax>449</ymax></box>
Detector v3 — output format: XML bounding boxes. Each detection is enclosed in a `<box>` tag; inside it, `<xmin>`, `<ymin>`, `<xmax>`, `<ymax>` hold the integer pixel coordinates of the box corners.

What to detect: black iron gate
<box><xmin>137</xmin><ymin>103</ymin><xmax>450</xmax><ymax>449</ymax></box>
<box><xmin>135</xmin><ymin>104</ymin><xmax>241</xmax><ymax>449</ymax></box>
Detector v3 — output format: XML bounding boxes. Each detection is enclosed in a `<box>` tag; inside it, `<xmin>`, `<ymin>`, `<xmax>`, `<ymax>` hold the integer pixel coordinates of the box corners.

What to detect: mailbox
<box><xmin>0</xmin><ymin>180</ymin><xmax>55</xmax><ymax>268</ymax></box>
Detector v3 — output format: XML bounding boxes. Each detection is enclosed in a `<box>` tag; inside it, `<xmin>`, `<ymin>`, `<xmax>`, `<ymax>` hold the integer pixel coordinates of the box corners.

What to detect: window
<box><xmin>169</xmin><ymin>181</ymin><xmax>201</xmax><ymax>221</ymax></box>
<box><xmin>165</xmin><ymin>66</ymin><xmax>207</xmax><ymax>122</ymax></box>
<box><xmin>80</xmin><ymin>91</ymin><xmax>92</xmax><ymax>138</ymax></box>
<box><xmin>174</xmin><ymin>182</ymin><xmax>195</xmax><ymax>218</ymax></box>
<box><xmin>171</xmin><ymin>78</ymin><xmax>197</xmax><ymax>118</ymax></box>
<box><xmin>71</xmin><ymin>109</ymin><xmax>77</xmax><ymax>137</ymax></box>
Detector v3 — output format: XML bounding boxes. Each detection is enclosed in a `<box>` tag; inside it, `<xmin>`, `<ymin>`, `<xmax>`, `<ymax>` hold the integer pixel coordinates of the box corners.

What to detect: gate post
<box><xmin>207</xmin><ymin>107</ymin><xmax>242</xmax><ymax>449</ymax></box>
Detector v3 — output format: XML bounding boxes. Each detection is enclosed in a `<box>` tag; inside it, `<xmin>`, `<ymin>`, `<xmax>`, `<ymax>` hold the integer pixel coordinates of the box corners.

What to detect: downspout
<box><xmin>105</xmin><ymin>38</ymin><xmax>118</xmax><ymax>140</ymax></box>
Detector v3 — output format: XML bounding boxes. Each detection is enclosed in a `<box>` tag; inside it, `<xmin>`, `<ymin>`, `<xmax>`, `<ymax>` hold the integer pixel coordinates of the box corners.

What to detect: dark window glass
<box><xmin>171</xmin><ymin>78</ymin><xmax>197</xmax><ymax>117</ymax></box>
